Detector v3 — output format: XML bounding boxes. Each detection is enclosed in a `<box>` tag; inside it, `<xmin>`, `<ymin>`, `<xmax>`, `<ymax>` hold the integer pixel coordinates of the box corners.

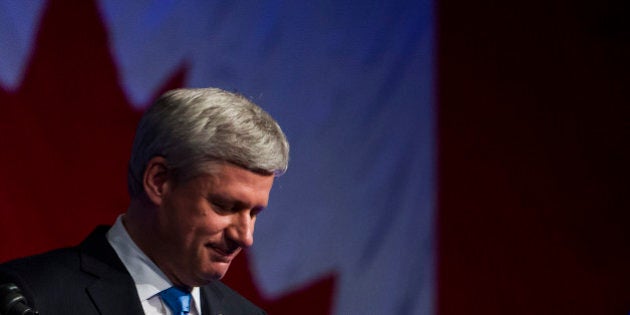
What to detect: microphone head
<box><xmin>0</xmin><ymin>283</ymin><xmax>37</xmax><ymax>315</ymax></box>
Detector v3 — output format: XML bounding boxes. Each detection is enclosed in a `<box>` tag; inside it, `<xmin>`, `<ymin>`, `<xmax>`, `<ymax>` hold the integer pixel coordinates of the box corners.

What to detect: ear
<box><xmin>143</xmin><ymin>156</ymin><xmax>170</xmax><ymax>206</ymax></box>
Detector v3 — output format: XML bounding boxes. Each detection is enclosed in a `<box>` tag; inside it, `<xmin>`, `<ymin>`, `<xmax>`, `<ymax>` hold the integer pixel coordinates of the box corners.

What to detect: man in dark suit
<box><xmin>0</xmin><ymin>88</ymin><xmax>290</xmax><ymax>315</ymax></box>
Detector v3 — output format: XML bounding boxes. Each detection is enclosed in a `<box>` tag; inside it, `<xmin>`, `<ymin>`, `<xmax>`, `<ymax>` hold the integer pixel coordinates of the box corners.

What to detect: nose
<box><xmin>228</xmin><ymin>211</ymin><xmax>255</xmax><ymax>248</ymax></box>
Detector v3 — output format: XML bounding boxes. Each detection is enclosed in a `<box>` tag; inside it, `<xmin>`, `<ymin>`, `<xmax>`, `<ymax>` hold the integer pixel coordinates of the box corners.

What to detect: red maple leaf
<box><xmin>0</xmin><ymin>1</ymin><xmax>335</xmax><ymax>313</ymax></box>
<box><xmin>0</xmin><ymin>0</ymin><xmax>144</xmax><ymax>257</ymax></box>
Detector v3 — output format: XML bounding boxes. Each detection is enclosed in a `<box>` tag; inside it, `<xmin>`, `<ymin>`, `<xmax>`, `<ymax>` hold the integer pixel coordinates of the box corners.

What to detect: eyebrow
<box><xmin>208</xmin><ymin>194</ymin><xmax>266</xmax><ymax>211</ymax></box>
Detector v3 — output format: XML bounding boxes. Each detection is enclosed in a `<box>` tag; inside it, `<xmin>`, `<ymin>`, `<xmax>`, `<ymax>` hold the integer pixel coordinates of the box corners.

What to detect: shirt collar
<box><xmin>106</xmin><ymin>214</ymin><xmax>202</xmax><ymax>311</ymax></box>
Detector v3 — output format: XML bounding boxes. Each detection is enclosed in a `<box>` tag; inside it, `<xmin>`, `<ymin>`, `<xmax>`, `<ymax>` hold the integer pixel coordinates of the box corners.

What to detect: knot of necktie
<box><xmin>159</xmin><ymin>286</ymin><xmax>192</xmax><ymax>315</ymax></box>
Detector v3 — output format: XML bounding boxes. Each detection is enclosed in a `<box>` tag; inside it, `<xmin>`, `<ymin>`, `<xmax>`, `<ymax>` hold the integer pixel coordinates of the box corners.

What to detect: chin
<box><xmin>202</xmin><ymin>264</ymin><xmax>231</xmax><ymax>281</ymax></box>
<box><xmin>190</xmin><ymin>273</ymin><xmax>222</xmax><ymax>286</ymax></box>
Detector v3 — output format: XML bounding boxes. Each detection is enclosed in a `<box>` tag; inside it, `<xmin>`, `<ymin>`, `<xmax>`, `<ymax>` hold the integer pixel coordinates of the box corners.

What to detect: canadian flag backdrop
<box><xmin>1</xmin><ymin>1</ymin><xmax>432</xmax><ymax>314</ymax></box>
<box><xmin>1</xmin><ymin>0</ymin><xmax>628</xmax><ymax>315</ymax></box>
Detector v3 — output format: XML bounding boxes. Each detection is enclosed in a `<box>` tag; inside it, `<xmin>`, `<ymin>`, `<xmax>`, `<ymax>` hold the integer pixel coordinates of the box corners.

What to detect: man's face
<box><xmin>154</xmin><ymin>162</ymin><xmax>274</xmax><ymax>287</ymax></box>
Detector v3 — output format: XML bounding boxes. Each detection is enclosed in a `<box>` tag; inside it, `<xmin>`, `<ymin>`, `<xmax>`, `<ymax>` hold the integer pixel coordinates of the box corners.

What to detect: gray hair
<box><xmin>127</xmin><ymin>87</ymin><xmax>289</xmax><ymax>198</ymax></box>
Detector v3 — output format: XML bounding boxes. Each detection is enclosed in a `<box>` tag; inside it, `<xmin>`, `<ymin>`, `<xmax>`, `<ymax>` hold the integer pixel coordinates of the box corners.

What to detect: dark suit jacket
<box><xmin>0</xmin><ymin>226</ymin><xmax>266</xmax><ymax>315</ymax></box>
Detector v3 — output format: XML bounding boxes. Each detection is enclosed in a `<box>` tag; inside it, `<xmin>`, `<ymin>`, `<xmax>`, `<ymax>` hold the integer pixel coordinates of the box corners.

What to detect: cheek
<box><xmin>158</xmin><ymin>200</ymin><xmax>204</xmax><ymax>243</ymax></box>
<box><xmin>191</xmin><ymin>210</ymin><xmax>230</xmax><ymax>237</ymax></box>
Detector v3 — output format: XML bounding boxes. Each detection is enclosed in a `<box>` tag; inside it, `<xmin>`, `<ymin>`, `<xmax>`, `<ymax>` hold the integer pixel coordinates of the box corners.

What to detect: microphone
<box><xmin>0</xmin><ymin>283</ymin><xmax>37</xmax><ymax>315</ymax></box>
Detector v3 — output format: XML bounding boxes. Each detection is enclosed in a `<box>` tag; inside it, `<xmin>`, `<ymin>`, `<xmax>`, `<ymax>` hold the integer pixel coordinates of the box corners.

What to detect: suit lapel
<box><xmin>201</xmin><ymin>282</ymin><xmax>225</xmax><ymax>315</ymax></box>
<box><xmin>85</xmin><ymin>270</ymin><xmax>145</xmax><ymax>315</ymax></box>
<box><xmin>78</xmin><ymin>226</ymin><xmax>145</xmax><ymax>315</ymax></box>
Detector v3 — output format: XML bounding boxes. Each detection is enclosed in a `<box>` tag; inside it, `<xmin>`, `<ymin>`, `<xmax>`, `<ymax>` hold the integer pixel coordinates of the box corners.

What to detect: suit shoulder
<box><xmin>1</xmin><ymin>247</ymin><xmax>80</xmax><ymax>278</ymax></box>
<box><xmin>0</xmin><ymin>247</ymin><xmax>88</xmax><ymax>295</ymax></box>
<box><xmin>0</xmin><ymin>247</ymin><xmax>86</xmax><ymax>310</ymax></box>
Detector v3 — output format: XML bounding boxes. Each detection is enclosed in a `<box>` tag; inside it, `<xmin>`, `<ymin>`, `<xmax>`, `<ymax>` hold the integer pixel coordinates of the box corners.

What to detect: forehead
<box><xmin>194</xmin><ymin>161</ymin><xmax>275</xmax><ymax>205</ymax></box>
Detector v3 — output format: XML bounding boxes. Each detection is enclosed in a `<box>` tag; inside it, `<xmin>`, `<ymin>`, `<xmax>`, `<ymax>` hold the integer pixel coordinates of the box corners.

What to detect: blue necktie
<box><xmin>159</xmin><ymin>286</ymin><xmax>192</xmax><ymax>315</ymax></box>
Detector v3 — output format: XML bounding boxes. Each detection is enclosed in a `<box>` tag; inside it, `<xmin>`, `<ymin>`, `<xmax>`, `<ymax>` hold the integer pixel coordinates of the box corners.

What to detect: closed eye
<box><xmin>208</xmin><ymin>194</ymin><xmax>266</xmax><ymax>217</ymax></box>
<box><xmin>211</xmin><ymin>201</ymin><xmax>231</xmax><ymax>213</ymax></box>
<box><xmin>208</xmin><ymin>196</ymin><xmax>234</xmax><ymax>214</ymax></box>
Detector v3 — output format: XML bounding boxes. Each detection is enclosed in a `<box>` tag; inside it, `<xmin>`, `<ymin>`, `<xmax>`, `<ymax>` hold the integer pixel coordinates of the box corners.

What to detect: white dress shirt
<box><xmin>107</xmin><ymin>215</ymin><xmax>202</xmax><ymax>315</ymax></box>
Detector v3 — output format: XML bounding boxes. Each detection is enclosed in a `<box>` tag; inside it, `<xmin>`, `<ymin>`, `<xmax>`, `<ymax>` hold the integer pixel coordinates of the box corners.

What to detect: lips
<box><xmin>206</xmin><ymin>244</ymin><xmax>239</xmax><ymax>262</ymax></box>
